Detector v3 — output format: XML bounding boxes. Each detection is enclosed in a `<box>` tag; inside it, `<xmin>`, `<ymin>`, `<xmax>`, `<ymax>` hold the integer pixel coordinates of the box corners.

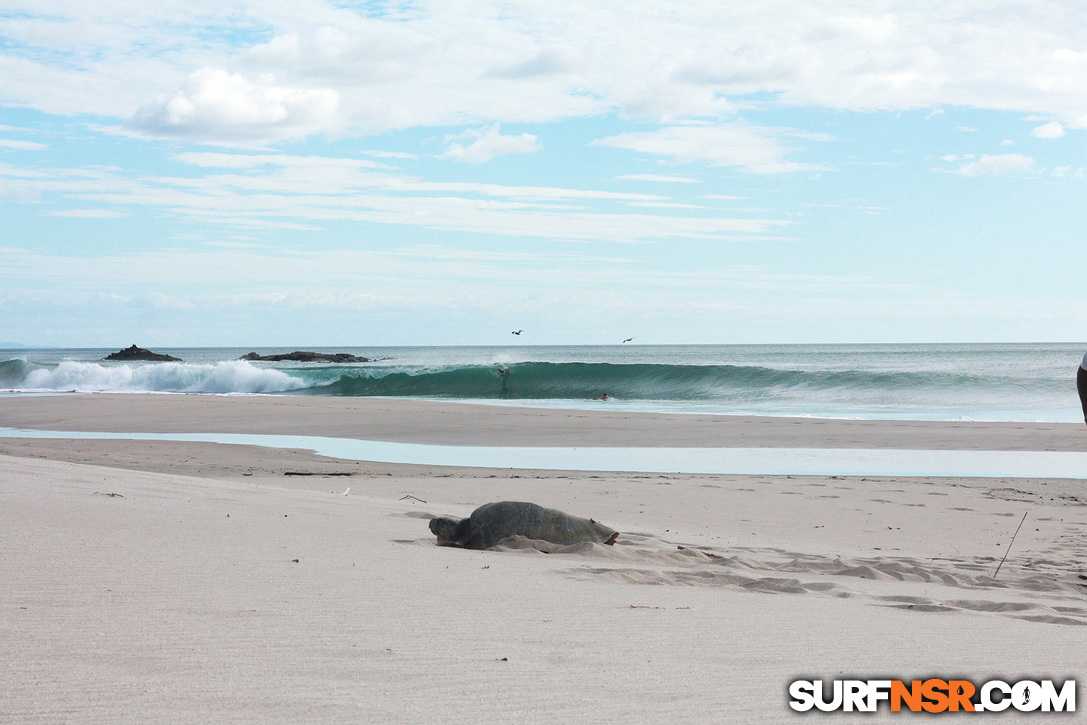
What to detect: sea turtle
<box><xmin>429</xmin><ymin>501</ymin><xmax>619</xmax><ymax>550</ymax></box>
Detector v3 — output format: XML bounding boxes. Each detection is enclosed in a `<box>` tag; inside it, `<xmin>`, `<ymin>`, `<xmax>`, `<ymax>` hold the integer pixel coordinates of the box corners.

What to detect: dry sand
<box><xmin>2</xmin><ymin>394</ymin><xmax>1086</xmax><ymax>723</ymax></box>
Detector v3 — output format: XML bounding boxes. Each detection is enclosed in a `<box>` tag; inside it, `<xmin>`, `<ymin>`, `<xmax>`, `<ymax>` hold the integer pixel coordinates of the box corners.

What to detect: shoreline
<box><xmin>5</xmin><ymin>428</ymin><xmax>1087</xmax><ymax>479</ymax></box>
<box><xmin>0</xmin><ymin>392</ymin><xmax>1084</xmax><ymax>451</ymax></box>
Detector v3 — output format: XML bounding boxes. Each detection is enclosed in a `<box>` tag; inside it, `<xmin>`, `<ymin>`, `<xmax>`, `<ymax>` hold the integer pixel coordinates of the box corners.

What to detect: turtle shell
<box><xmin>429</xmin><ymin>501</ymin><xmax>618</xmax><ymax>549</ymax></box>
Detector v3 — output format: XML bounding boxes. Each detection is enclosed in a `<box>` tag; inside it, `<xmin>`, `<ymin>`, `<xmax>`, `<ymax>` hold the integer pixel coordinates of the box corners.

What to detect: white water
<box><xmin>20</xmin><ymin>360</ymin><xmax>306</xmax><ymax>394</ymax></box>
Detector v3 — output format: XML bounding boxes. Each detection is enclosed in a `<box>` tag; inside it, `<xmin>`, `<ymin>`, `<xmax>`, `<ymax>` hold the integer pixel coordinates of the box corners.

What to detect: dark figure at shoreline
<box><xmin>1078</xmin><ymin>352</ymin><xmax>1087</xmax><ymax>427</ymax></box>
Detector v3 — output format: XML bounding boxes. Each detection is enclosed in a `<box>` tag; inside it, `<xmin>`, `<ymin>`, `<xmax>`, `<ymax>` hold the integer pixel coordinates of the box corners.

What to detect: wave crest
<box><xmin>302</xmin><ymin>361</ymin><xmax>999</xmax><ymax>402</ymax></box>
<box><xmin>5</xmin><ymin>360</ymin><xmax>306</xmax><ymax>394</ymax></box>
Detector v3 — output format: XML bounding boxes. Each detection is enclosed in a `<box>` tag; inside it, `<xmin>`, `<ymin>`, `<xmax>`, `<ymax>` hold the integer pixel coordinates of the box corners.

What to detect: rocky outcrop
<box><xmin>239</xmin><ymin>351</ymin><xmax>371</xmax><ymax>363</ymax></box>
<box><xmin>103</xmin><ymin>345</ymin><xmax>182</xmax><ymax>362</ymax></box>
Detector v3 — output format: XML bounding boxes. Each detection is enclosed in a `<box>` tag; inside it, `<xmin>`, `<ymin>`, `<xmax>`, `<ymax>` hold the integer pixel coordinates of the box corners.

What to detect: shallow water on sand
<box><xmin>3</xmin><ymin>427</ymin><xmax>1087</xmax><ymax>478</ymax></box>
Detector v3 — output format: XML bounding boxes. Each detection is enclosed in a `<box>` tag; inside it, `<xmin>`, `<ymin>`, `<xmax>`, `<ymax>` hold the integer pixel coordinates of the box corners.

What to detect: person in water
<box><xmin>1078</xmin><ymin>353</ymin><xmax>1087</xmax><ymax>426</ymax></box>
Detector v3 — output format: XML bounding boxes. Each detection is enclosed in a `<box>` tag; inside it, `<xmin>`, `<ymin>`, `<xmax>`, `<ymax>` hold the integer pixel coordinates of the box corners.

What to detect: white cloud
<box><xmin>1031</xmin><ymin>121</ymin><xmax>1065</xmax><ymax>138</ymax></box>
<box><xmin>8</xmin><ymin>2</ymin><xmax>1087</xmax><ymax>142</ymax></box>
<box><xmin>953</xmin><ymin>154</ymin><xmax>1036</xmax><ymax>177</ymax></box>
<box><xmin>443</xmin><ymin>125</ymin><xmax>542</xmax><ymax>163</ymax></box>
<box><xmin>617</xmin><ymin>174</ymin><xmax>700</xmax><ymax>183</ymax></box>
<box><xmin>622</xmin><ymin>201</ymin><xmax>707</xmax><ymax>209</ymax></box>
<box><xmin>364</xmin><ymin>150</ymin><xmax>419</xmax><ymax>160</ymax></box>
<box><xmin>172</xmin><ymin>151</ymin><xmax>385</xmax><ymax>170</ymax></box>
<box><xmin>0</xmin><ymin>139</ymin><xmax>46</xmax><ymax>151</ymax></box>
<box><xmin>126</xmin><ymin>67</ymin><xmax>340</xmax><ymax>143</ymax></box>
<box><xmin>50</xmin><ymin>209</ymin><xmax>127</xmax><ymax>218</ymax></box>
<box><xmin>171</xmin><ymin>151</ymin><xmax>668</xmax><ymax>202</ymax></box>
<box><xmin>486</xmin><ymin>47</ymin><xmax>582</xmax><ymax>79</ymax></box>
<box><xmin>1051</xmin><ymin>166</ymin><xmax>1085</xmax><ymax>178</ymax></box>
<box><xmin>0</xmin><ymin>154</ymin><xmax>786</xmax><ymax>244</ymax></box>
<box><xmin>595</xmin><ymin>124</ymin><xmax>827</xmax><ymax>174</ymax></box>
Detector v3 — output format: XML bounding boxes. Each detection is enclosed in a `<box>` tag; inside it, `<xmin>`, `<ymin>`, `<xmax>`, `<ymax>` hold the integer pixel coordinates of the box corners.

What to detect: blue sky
<box><xmin>2</xmin><ymin>1</ymin><xmax>1087</xmax><ymax>346</ymax></box>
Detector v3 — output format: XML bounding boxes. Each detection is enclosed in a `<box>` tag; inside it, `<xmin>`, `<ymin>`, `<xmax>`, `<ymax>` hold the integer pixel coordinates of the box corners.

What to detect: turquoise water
<box><xmin>1</xmin><ymin>343</ymin><xmax>1084</xmax><ymax>422</ymax></box>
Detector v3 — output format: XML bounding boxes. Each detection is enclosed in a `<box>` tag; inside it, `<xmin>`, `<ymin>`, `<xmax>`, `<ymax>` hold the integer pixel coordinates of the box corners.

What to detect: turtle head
<box><xmin>429</xmin><ymin>516</ymin><xmax>466</xmax><ymax>545</ymax></box>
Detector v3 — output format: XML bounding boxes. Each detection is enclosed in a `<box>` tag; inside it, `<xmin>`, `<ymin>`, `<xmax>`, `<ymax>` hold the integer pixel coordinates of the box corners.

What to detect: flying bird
<box><xmin>623</xmin><ymin>337</ymin><xmax>634</xmax><ymax>343</ymax></box>
<box><xmin>512</xmin><ymin>330</ymin><xmax>523</xmax><ymax>335</ymax></box>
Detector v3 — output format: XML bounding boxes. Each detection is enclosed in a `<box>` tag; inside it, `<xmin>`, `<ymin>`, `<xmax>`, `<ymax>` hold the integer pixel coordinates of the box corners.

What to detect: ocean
<box><xmin>1</xmin><ymin>343</ymin><xmax>1084</xmax><ymax>423</ymax></box>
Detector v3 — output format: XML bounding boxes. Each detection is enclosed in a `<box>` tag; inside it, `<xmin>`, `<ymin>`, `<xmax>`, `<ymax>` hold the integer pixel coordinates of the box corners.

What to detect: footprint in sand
<box><xmin>559</xmin><ymin>536</ymin><xmax>1087</xmax><ymax>627</ymax></box>
<box><xmin>886</xmin><ymin>603</ymin><xmax>958</xmax><ymax>613</ymax></box>
<box><xmin>947</xmin><ymin>600</ymin><xmax>1039</xmax><ymax>613</ymax></box>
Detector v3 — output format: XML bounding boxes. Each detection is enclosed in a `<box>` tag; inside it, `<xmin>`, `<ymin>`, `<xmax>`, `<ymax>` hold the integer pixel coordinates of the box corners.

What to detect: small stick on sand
<box><xmin>992</xmin><ymin>511</ymin><xmax>1028</xmax><ymax>579</ymax></box>
<box><xmin>399</xmin><ymin>495</ymin><xmax>427</xmax><ymax>503</ymax></box>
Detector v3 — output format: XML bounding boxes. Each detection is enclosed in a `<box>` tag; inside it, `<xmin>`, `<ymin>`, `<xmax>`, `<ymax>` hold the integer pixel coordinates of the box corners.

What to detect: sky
<box><xmin>2</xmin><ymin>0</ymin><xmax>1087</xmax><ymax>347</ymax></box>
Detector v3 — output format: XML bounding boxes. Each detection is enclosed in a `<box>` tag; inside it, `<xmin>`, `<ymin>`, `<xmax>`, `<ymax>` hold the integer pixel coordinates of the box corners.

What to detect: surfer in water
<box><xmin>1079</xmin><ymin>352</ymin><xmax>1087</xmax><ymax>427</ymax></box>
<box><xmin>497</xmin><ymin>366</ymin><xmax>510</xmax><ymax>396</ymax></box>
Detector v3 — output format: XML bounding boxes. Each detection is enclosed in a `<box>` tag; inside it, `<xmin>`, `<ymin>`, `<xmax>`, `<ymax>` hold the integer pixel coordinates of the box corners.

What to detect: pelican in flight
<box><xmin>622</xmin><ymin>337</ymin><xmax>634</xmax><ymax>343</ymax></box>
<box><xmin>512</xmin><ymin>330</ymin><xmax>523</xmax><ymax>335</ymax></box>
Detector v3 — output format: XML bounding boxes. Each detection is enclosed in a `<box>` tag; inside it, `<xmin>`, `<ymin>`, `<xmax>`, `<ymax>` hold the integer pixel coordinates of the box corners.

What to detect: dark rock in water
<box><xmin>102</xmin><ymin>345</ymin><xmax>181</xmax><ymax>362</ymax></box>
<box><xmin>239</xmin><ymin>351</ymin><xmax>372</xmax><ymax>363</ymax></box>
<box><xmin>429</xmin><ymin>501</ymin><xmax>619</xmax><ymax>550</ymax></box>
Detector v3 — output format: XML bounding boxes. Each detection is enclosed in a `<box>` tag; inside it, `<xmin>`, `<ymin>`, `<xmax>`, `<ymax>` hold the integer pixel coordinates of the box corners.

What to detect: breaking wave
<box><xmin>2</xmin><ymin>342</ymin><xmax>1076</xmax><ymax>420</ymax></box>
<box><xmin>298</xmin><ymin>361</ymin><xmax>1023</xmax><ymax>404</ymax></box>
<box><xmin>0</xmin><ymin>357</ymin><xmax>1065</xmax><ymax>420</ymax></box>
<box><xmin>0</xmin><ymin>359</ymin><xmax>306</xmax><ymax>394</ymax></box>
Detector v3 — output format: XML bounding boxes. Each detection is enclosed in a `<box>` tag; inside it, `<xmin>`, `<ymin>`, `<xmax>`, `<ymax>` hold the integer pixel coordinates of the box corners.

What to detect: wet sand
<box><xmin>0</xmin><ymin>392</ymin><xmax>1083</xmax><ymax>449</ymax></box>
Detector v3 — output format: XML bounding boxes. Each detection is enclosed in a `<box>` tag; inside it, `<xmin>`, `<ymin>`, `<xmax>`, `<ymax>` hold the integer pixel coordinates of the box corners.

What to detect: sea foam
<box><xmin>20</xmin><ymin>360</ymin><xmax>306</xmax><ymax>394</ymax></box>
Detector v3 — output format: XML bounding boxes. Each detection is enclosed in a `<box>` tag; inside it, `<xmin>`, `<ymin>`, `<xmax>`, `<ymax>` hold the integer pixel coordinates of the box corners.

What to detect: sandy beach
<box><xmin>2</xmin><ymin>394</ymin><xmax>1086</xmax><ymax>722</ymax></box>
